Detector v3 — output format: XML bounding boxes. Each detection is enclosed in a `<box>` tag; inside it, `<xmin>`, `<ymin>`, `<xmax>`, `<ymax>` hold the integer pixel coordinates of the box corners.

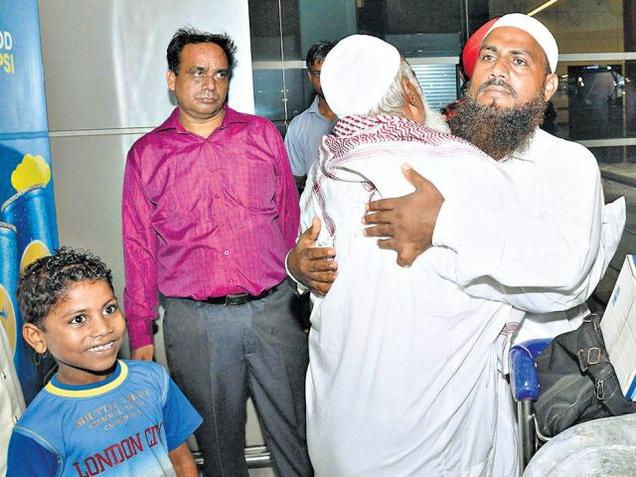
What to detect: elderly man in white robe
<box><xmin>297</xmin><ymin>27</ymin><xmax>623</xmax><ymax>477</ymax></box>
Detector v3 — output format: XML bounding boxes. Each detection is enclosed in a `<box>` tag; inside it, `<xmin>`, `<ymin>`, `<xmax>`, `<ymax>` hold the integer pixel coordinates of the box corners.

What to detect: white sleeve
<box><xmin>432</xmin><ymin>144</ymin><xmax>615</xmax><ymax>313</ymax></box>
<box><xmin>299</xmin><ymin>163</ymin><xmax>317</xmax><ymax>232</ymax></box>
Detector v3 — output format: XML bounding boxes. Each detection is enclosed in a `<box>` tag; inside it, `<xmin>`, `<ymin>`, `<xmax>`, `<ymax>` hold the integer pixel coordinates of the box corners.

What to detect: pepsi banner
<box><xmin>0</xmin><ymin>0</ymin><xmax>59</xmax><ymax>403</ymax></box>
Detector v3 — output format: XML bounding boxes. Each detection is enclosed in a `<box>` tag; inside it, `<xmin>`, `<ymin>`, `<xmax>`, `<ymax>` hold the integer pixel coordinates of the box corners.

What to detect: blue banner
<box><xmin>0</xmin><ymin>0</ymin><xmax>59</xmax><ymax>404</ymax></box>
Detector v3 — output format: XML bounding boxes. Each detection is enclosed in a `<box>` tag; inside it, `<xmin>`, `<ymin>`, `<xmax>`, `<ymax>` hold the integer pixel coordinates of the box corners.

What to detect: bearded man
<box><xmin>288</xmin><ymin>13</ymin><xmax>624</xmax><ymax>477</ymax></box>
<box><xmin>290</xmin><ymin>13</ymin><xmax>624</xmax><ymax>345</ymax></box>
<box><xmin>363</xmin><ymin>13</ymin><xmax>625</xmax><ymax>342</ymax></box>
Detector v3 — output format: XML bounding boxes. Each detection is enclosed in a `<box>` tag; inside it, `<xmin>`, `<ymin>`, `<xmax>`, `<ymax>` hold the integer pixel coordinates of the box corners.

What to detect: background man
<box><xmin>122</xmin><ymin>27</ymin><xmax>311</xmax><ymax>477</ymax></box>
<box><xmin>284</xmin><ymin>41</ymin><xmax>337</xmax><ymax>192</ymax></box>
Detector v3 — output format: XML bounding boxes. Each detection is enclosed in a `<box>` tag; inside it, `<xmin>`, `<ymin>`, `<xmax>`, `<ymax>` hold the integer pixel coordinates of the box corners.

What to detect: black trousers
<box><xmin>162</xmin><ymin>281</ymin><xmax>313</xmax><ymax>477</ymax></box>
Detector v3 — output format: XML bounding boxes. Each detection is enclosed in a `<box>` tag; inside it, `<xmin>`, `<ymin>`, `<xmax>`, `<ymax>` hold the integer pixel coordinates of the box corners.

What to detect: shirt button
<box><xmin>1</xmin><ymin>371</ymin><xmax>6</xmax><ymax>379</ymax></box>
<box><xmin>224</xmin><ymin>250</ymin><xmax>230</xmax><ymax>256</ymax></box>
<box><xmin>215</xmin><ymin>194</ymin><xmax>220</xmax><ymax>199</ymax></box>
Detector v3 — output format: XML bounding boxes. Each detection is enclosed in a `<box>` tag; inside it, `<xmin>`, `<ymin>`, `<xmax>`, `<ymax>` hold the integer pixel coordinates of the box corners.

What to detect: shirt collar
<box><xmin>308</xmin><ymin>96</ymin><xmax>321</xmax><ymax>115</ymax></box>
<box><xmin>332</xmin><ymin>114</ymin><xmax>412</xmax><ymax>137</ymax></box>
<box><xmin>46</xmin><ymin>360</ymin><xmax>128</xmax><ymax>398</ymax></box>
<box><xmin>155</xmin><ymin>107</ymin><xmax>182</xmax><ymax>132</ymax></box>
<box><xmin>155</xmin><ymin>104</ymin><xmax>249</xmax><ymax>134</ymax></box>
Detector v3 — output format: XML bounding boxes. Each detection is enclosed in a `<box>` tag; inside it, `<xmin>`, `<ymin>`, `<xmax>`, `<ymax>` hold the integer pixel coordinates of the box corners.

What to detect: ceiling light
<box><xmin>528</xmin><ymin>0</ymin><xmax>559</xmax><ymax>17</ymax></box>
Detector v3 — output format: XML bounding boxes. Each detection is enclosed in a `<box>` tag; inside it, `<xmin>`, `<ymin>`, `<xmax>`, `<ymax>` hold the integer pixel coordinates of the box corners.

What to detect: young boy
<box><xmin>6</xmin><ymin>247</ymin><xmax>202</xmax><ymax>477</ymax></box>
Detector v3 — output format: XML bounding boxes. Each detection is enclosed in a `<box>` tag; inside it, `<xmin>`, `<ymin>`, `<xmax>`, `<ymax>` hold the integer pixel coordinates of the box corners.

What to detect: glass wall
<box><xmin>247</xmin><ymin>0</ymin><xmax>468</xmax><ymax>130</ymax></box>
<box><xmin>248</xmin><ymin>0</ymin><xmax>636</xmax><ymax>308</ymax></box>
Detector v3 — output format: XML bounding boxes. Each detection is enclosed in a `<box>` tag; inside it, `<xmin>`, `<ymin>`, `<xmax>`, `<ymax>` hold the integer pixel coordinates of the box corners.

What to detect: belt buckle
<box><xmin>225</xmin><ymin>293</ymin><xmax>249</xmax><ymax>306</ymax></box>
<box><xmin>221</xmin><ymin>282</ymin><xmax>280</xmax><ymax>306</ymax></box>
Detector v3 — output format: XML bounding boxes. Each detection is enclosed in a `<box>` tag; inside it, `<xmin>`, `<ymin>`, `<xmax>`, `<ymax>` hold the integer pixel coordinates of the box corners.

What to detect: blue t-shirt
<box><xmin>7</xmin><ymin>360</ymin><xmax>202</xmax><ymax>477</ymax></box>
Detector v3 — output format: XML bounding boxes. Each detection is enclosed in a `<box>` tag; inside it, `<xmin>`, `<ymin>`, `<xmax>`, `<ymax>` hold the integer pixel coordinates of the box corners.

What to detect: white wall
<box><xmin>40</xmin><ymin>1</ymin><xmax>255</xmax><ymax>130</ymax></box>
<box><xmin>38</xmin><ymin>2</ymin><xmax>272</xmax><ymax>474</ymax></box>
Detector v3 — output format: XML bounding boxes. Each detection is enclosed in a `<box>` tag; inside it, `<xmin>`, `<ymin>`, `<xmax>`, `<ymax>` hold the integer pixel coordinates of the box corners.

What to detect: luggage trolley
<box><xmin>509</xmin><ymin>338</ymin><xmax>552</xmax><ymax>467</ymax></box>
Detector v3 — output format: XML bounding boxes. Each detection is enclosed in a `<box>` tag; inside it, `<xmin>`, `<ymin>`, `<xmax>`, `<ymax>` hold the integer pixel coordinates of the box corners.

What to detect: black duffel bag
<box><xmin>534</xmin><ymin>313</ymin><xmax>636</xmax><ymax>438</ymax></box>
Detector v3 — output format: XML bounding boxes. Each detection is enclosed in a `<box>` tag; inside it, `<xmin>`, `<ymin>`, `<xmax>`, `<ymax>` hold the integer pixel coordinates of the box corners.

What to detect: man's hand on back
<box><xmin>287</xmin><ymin>217</ymin><xmax>338</xmax><ymax>296</ymax></box>
<box><xmin>363</xmin><ymin>164</ymin><xmax>444</xmax><ymax>267</ymax></box>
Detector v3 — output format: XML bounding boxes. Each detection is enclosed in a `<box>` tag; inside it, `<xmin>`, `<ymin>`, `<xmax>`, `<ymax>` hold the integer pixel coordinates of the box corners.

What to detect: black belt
<box><xmin>201</xmin><ymin>282</ymin><xmax>282</xmax><ymax>306</ymax></box>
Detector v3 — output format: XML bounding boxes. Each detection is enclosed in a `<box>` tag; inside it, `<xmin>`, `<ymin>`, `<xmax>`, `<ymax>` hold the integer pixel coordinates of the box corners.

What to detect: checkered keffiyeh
<box><xmin>309</xmin><ymin>114</ymin><xmax>477</xmax><ymax>237</ymax></box>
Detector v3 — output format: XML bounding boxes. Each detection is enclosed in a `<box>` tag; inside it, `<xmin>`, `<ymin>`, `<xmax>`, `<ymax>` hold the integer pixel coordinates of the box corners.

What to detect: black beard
<box><xmin>447</xmin><ymin>93</ymin><xmax>547</xmax><ymax>160</ymax></box>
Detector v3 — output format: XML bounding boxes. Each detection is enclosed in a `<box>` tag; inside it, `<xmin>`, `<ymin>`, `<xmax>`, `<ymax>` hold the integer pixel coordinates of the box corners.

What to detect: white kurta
<box><xmin>491</xmin><ymin>130</ymin><xmax>625</xmax><ymax>343</ymax></box>
<box><xmin>301</xmin><ymin>116</ymin><xmax>618</xmax><ymax>477</ymax></box>
<box><xmin>431</xmin><ymin>128</ymin><xmax>624</xmax><ymax>345</ymax></box>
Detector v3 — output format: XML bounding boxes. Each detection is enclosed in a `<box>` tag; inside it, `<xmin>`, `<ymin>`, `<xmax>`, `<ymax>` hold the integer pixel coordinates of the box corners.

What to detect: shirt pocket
<box><xmin>148</xmin><ymin>155</ymin><xmax>217</xmax><ymax>223</ymax></box>
<box><xmin>223</xmin><ymin>155</ymin><xmax>276</xmax><ymax>212</ymax></box>
<box><xmin>151</xmin><ymin>187</ymin><xmax>216</xmax><ymax>249</ymax></box>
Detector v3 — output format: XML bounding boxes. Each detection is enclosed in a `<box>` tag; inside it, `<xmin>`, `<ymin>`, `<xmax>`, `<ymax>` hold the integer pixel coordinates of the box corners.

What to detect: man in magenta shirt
<box><xmin>121</xmin><ymin>27</ymin><xmax>311</xmax><ymax>477</ymax></box>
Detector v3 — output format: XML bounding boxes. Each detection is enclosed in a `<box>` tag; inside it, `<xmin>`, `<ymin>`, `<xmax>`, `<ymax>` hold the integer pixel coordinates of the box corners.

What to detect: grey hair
<box><xmin>368</xmin><ymin>59</ymin><xmax>417</xmax><ymax>117</ymax></box>
<box><xmin>368</xmin><ymin>59</ymin><xmax>449</xmax><ymax>133</ymax></box>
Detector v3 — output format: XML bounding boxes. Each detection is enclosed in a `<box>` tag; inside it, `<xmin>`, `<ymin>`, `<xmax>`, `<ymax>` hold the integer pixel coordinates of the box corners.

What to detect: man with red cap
<box><xmin>462</xmin><ymin>18</ymin><xmax>499</xmax><ymax>79</ymax></box>
<box><xmin>458</xmin><ymin>15</ymin><xmax>614</xmax><ymax>343</ymax></box>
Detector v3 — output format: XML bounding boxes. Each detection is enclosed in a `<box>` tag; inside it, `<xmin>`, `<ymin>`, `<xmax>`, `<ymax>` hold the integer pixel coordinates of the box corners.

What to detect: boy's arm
<box><xmin>7</xmin><ymin>430</ymin><xmax>58</xmax><ymax>476</ymax></box>
<box><xmin>168</xmin><ymin>442</ymin><xmax>198</xmax><ymax>477</ymax></box>
<box><xmin>160</xmin><ymin>368</ymin><xmax>203</xmax><ymax>474</ymax></box>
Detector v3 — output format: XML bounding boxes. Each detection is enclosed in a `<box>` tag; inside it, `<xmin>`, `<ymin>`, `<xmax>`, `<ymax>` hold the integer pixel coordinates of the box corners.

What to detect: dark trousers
<box><xmin>162</xmin><ymin>281</ymin><xmax>313</xmax><ymax>477</ymax></box>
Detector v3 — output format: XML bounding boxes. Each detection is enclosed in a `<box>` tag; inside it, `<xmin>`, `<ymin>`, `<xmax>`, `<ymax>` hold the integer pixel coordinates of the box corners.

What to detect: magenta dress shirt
<box><xmin>121</xmin><ymin>106</ymin><xmax>300</xmax><ymax>349</ymax></box>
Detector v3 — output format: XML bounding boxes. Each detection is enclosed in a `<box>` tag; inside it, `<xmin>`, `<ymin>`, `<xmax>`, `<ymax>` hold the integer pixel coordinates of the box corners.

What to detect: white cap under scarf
<box><xmin>321</xmin><ymin>34</ymin><xmax>401</xmax><ymax>118</ymax></box>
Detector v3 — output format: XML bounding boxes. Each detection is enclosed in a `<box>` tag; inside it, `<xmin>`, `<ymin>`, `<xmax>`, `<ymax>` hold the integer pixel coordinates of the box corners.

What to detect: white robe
<box><xmin>300</xmin><ymin>117</ymin><xmax>621</xmax><ymax>477</ymax></box>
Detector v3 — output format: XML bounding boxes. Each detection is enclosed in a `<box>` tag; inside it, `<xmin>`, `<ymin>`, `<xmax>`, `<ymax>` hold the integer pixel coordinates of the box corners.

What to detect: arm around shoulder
<box><xmin>433</xmin><ymin>141</ymin><xmax>605</xmax><ymax>311</ymax></box>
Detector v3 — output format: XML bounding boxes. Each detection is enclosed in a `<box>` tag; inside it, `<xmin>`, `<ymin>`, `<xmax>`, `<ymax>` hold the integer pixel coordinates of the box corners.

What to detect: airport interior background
<box><xmin>32</xmin><ymin>0</ymin><xmax>636</xmax><ymax>474</ymax></box>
